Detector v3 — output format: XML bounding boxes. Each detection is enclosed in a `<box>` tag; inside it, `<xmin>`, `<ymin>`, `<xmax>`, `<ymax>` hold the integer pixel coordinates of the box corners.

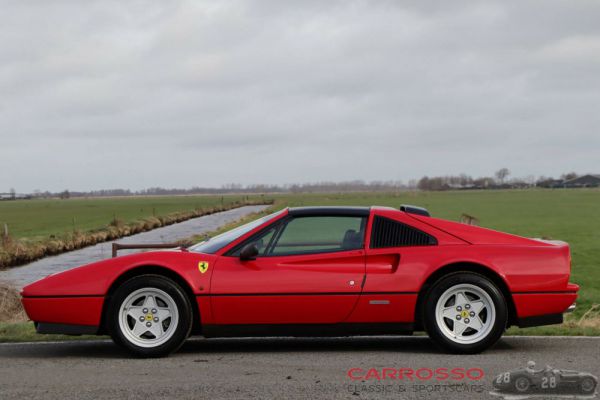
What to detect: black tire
<box><xmin>580</xmin><ymin>377</ymin><xmax>596</xmax><ymax>394</ymax></box>
<box><xmin>422</xmin><ymin>272</ymin><xmax>508</xmax><ymax>354</ymax></box>
<box><xmin>514</xmin><ymin>377</ymin><xmax>531</xmax><ymax>392</ymax></box>
<box><xmin>107</xmin><ymin>274</ymin><xmax>193</xmax><ymax>357</ymax></box>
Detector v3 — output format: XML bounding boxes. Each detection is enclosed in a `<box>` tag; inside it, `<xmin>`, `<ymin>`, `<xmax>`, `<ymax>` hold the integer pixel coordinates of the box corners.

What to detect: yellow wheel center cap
<box><xmin>146</xmin><ymin>314</ymin><xmax>153</xmax><ymax>321</ymax></box>
<box><xmin>461</xmin><ymin>310</ymin><xmax>469</xmax><ymax>318</ymax></box>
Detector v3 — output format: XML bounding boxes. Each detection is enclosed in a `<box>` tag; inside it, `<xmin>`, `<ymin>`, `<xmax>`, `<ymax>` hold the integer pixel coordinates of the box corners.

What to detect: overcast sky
<box><xmin>1</xmin><ymin>0</ymin><xmax>600</xmax><ymax>192</ymax></box>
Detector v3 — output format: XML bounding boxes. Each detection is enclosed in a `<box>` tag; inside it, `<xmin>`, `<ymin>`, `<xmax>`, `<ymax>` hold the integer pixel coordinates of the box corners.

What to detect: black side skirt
<box><xmin>516</xmin><ymin>313</ymin><xmax>563</xmax><ymax>328</ymax></box>
<box><xmin>202</xmin><ymin>323</ymin><xmax>414</xmax><ymax>338</ymax></box>
<box><xmin>35</xmin><ymin>322</ymin><xmax>99</xmax><ymax>335</ymax></box>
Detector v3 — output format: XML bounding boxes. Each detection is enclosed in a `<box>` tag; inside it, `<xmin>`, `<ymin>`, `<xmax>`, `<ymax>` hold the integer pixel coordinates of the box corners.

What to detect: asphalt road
<box><xmin>0</xmin><ymin>336</ymin><xmax>598</xmax><ymax>400</ymax></box>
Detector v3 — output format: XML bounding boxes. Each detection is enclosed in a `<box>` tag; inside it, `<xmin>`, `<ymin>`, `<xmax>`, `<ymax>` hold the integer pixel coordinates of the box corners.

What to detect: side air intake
<box><xmin>371</xmin><ymin>216</ymin><xmax>437</xmax><ymax>248</ymax></box>
<box><xmin>400</xmin><ymin>204</ymin><xmax>430</xmax><ymax>217</ymax></box>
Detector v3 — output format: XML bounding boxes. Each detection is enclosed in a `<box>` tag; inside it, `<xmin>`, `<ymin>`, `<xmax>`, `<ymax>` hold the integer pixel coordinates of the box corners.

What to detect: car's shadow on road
<box><xmin>180</xmin><ymin>335</ymin><xmax>515</xmax><ymax>355</ymax></box>
<box><xmin>0</xmin><ymin>335</ymin><xmax>516</xmax><ymax>359</ymax></box>
<box><xmin>181</xmin><ymin>336</ymin><xmax>440</xmax><ymax>354</ymax></box>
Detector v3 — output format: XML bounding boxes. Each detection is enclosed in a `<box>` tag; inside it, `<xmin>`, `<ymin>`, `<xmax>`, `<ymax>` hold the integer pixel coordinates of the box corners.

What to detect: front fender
<box><xmin>21</xmin><ymin>250</ymin><xmax>216</xmax><ymax>297</ymax></box>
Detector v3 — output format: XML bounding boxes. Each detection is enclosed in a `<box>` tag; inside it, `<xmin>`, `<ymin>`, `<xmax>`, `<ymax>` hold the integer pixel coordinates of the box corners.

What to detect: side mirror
<box><xmin>239</xmin><ymin>243</ymin><xmax>259</xmax><ymax>261</ymax></box>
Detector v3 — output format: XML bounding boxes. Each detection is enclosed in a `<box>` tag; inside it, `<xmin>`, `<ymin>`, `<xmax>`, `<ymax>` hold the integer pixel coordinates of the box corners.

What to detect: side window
<box><xmin>230</xmin><ymin>225</ymin><xmax>279</xmax><ymax>257</ymax></box>
<box><xmin>269</xmin><ymin>216</ymin><xmax>365</xmax><ymax>256</ymax></box>
<box><xmin>370</xmin><ymin>216</ymin><xmax>437</xmax><ymax>248</ymax></box>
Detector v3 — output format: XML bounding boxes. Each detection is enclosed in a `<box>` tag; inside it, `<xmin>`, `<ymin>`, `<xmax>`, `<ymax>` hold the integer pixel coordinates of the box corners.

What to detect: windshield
<box><xmin>189</xmin><ymin>210</ymin><xmax>285</xmax><ymax>254</ymax></box>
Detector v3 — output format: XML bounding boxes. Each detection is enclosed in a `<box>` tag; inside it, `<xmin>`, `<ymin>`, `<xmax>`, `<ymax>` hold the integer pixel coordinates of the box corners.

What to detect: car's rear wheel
<box><xmin>423</xmin><ymin>272</ymin><xmax>508</xmax><ymax>354</ymax></box>
<box><xmin>581</xmin><ymin>377</ymin><xmax>596</xmax><ymax>394</ymax></box>
<box><xmin>107</xmin><ymin>275</ymin><xmax>192</xmax><ymax>357</ymax></box>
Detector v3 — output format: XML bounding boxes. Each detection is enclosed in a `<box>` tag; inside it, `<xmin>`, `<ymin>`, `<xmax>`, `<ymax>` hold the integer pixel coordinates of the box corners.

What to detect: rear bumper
<box><xmin>512</xmin><ymin>283</ymin><xmax>579</xmax><ymax>328</ymax></box>
<box><xmin>517</xmin><ymin>313</ymin><xmax>563</xmax><ymax>328</ymax></box>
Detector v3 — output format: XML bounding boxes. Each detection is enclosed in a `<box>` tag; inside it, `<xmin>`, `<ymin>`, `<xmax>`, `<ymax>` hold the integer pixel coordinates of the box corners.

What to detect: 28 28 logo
<box><xmin>491</xmin><ymin>361</ymin><xmax>597</xmax><ymax>397</ymax></box>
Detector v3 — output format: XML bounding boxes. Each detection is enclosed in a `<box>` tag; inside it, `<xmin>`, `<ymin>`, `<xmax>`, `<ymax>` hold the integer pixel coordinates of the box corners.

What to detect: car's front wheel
<box><xmin>514</xmin><ymin>376</ymin><xmax>531</xmax><ymax>392</ymax></box>
<box><xmin>423</xmin><ymin>272</ymin><xmax>508</xmax><ymax>354</ymax></box>
<box><xmin>107</xmin><ymin>274</ymin><xmax>192</xmax><ymax>357</ymax></box>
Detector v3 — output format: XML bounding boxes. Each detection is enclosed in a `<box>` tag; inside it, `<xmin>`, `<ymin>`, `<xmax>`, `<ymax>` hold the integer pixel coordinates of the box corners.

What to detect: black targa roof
<box><xmin>287</xmin><ymin>206</ymin><xmax>371</xmax><ymax>217</ymax></box>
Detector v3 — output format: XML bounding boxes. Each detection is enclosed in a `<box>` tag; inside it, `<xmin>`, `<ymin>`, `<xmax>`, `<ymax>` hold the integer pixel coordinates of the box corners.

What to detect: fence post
<box><xmin>2</xmin><ymin>223</ymin><xmax>7</xmax><ymax>246</ymax></box>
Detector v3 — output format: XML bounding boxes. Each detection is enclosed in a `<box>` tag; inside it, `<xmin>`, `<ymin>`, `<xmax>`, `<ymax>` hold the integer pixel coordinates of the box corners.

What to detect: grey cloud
<box><xmin>1</xmin><ymin>0</ymin><xmax>600</xmax><ymax>192</ymax></box>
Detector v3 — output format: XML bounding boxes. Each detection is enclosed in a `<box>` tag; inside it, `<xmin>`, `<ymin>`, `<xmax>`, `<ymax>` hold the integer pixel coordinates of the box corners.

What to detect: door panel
<box><xmin>210</xmin><ymin>295</ymin><xmax>362</xmax><ymax>325</ymax></box>
<box><xmin>345</xmin><ymin>293</ymin><xmax>418</xmax><ymax>323</ymax></box>
<box><xmin>346</xmin><ymin>212</ymin><xmax>438</xmax><ymax>324</ymax></box>
<box><xmin>211</xmin><ymin>250</ymin><xmax>365</xmax><ymax>324</ymax></box>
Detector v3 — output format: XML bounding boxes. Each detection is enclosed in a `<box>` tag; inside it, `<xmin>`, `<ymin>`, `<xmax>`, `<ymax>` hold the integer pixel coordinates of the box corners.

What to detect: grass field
<box><xmin>1</xmin><ymin>189</ymin><xmax>599</xmax><ymax>339</ymax></box>
<box><xmin>0</xmin><ymin>194</ymin><xmax>268</xmax><ymax>240</ymax></box>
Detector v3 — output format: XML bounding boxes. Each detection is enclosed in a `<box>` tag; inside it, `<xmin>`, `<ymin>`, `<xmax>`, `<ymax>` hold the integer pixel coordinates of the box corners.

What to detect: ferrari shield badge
<box><xmin>198</xmin><ymin>261</ymin><xmax>209</xmax><ymax>274</ymax></box>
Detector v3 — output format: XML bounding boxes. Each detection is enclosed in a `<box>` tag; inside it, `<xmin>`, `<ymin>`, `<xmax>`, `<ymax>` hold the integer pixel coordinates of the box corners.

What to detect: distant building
<box><xmin>537</xmin><ymin>179</ymin><xmax>564</xmax><ymax>188</ymax></box>
<box><xmin>446</xmin><ymin>183</ymin><xmax>477</xmax><ymax>190</ymax></box>
<box><xmin>562</xmin><ymin>174</ymin><xmax>600</xmax><ymax>188</ymax></box>
<box><xmin>0</xmin><ymin>193</ymin><xmax>31</xmax><ymax>200</ymax></box>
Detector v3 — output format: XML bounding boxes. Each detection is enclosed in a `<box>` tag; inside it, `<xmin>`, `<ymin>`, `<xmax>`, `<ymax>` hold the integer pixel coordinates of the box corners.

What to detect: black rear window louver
<box><xmin>371</xmin><ymin>216</ymin><xmax>437</xmax><ymax>248</ymax></box>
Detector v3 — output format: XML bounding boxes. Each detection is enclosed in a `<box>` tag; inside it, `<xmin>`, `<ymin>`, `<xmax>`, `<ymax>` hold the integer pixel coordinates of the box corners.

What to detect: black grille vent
<box><xmin>371</xmin><ymin>216</ymin><xmax>437</xmax><ymax>248</ymax></box>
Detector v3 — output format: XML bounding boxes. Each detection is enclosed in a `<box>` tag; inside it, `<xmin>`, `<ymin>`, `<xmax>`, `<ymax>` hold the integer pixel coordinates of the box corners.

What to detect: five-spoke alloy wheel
<box><xmin>435</xmin><ymin>283</ymin><xmax>495</xmax><ymax>344</ymax></box>
<box><xmin>118</xmin><ymin>288</ymin><xmax>179</xmax><ymax>348</ymax></box>
<box><xmin>107</xmin><ymin>275</ymin><xmax>192</xmax><ymax>357</ymax></box>
<box><xmin>423</xmin><ymin>272</ymin><xmax>508</xmax><ymax>354</ymax></box>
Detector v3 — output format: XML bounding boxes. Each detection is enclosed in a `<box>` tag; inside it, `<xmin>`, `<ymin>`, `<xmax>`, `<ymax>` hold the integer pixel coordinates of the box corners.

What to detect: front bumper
<box><xmin>21</xmin><ymin>296</ymin><xmax>104</xmax><ymax>328</ymax></box>
<box><xmin>35</xmin><ymin>322</ymin><xmax>99</xmax><ymax>335</ymax></box>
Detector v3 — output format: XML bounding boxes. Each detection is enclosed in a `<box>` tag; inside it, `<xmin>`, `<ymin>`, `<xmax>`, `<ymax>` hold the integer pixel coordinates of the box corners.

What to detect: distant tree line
<box><xmin>27</xmin><ymin>180</ymin><xmax>407</xmax><ymax>198</ymax></box>
<box><xmin>416</xmin><ymin>169</ymin><xmax>582</xmax><ymax>191</ymax></box>
<box><xmin>5</xmin><ymin>170</ymin><xmax>588</xmax><ymax>199</ymax></box>
<box><xmin>417</xmin><ymin>168</ymin><xmax>512</xmax><ymax>191</ymax></box>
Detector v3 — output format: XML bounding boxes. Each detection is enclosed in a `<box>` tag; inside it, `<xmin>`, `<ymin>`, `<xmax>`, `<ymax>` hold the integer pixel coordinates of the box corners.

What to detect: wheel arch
<box><xmin>99</xmin><ymin>265</ymin><xmax>202</xmax><ymax>335</ymax></box>
<box><xmin>414</xmin><ymin>262</ymin><xmax>517</xmax><ymax>330</ymax></box>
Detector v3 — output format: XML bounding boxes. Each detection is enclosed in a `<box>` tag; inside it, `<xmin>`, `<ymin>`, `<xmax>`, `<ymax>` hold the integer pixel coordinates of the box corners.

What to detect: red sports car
<box><xmin>21</xmin><ymin>205</ymin><xmax>578</xmax><ymax>357</ymax></box>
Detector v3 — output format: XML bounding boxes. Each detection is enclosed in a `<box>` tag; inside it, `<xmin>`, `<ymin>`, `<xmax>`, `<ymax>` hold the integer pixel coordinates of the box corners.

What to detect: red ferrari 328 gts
<box><xmin>21</xmin><ymin>205</ymin><xmax>578</xmax><ymax>357</ymax></box>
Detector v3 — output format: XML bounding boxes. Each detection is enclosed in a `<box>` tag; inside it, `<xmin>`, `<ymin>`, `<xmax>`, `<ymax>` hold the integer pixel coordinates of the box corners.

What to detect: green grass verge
<box><xmin>506</xmin><ymin>326</ymin><xmax>600</xmax><ymax>336</ymax></box>
<box><xmin>0</xmin><ymin>322</ymin><xmax>106</xmax><ymax>343</ymax></box>
<box><xmin>1</xmin><ymin>321</ymin><xmax>597</xmax><ymax>344</ymax></box>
